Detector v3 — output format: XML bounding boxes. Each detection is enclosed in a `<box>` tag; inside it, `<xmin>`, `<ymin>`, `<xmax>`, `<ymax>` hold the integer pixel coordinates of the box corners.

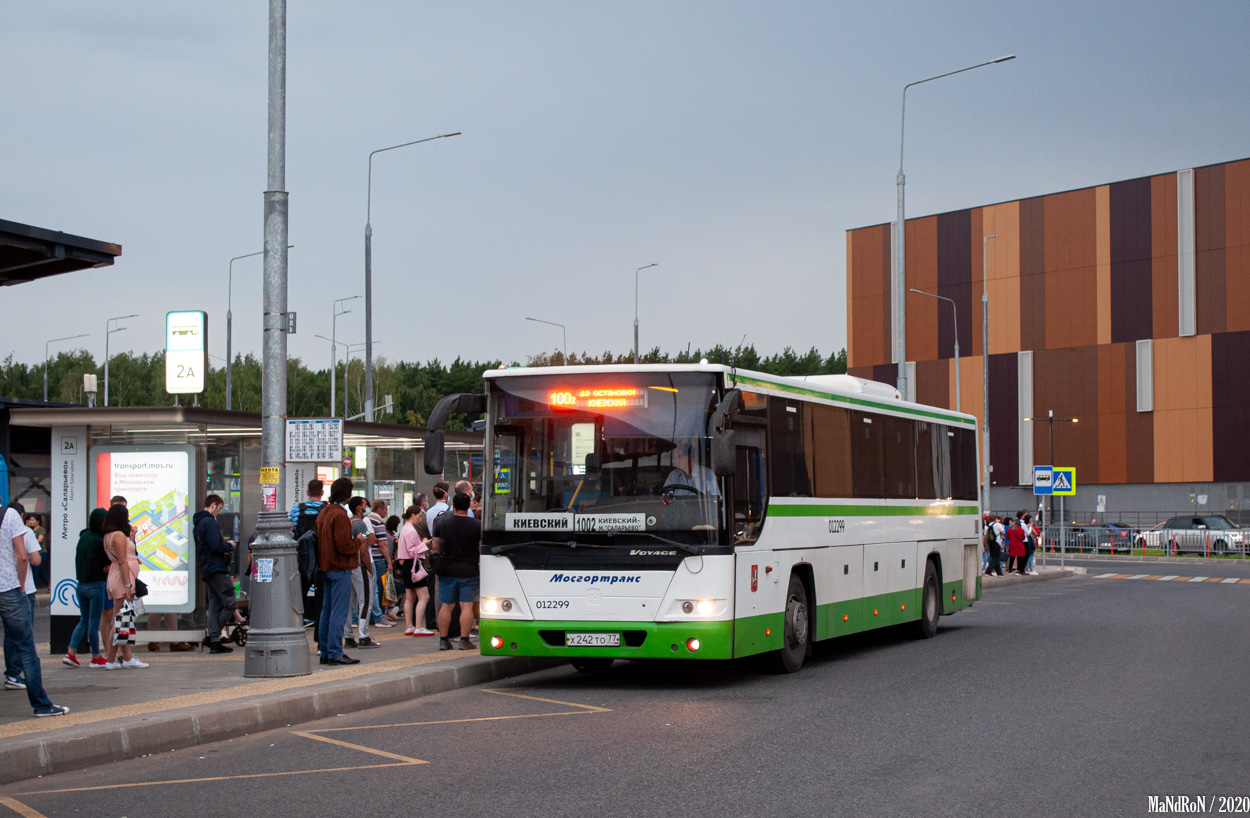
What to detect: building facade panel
<box><xmin>1019</xmin><ymin>197</ymin><xmax>1047</xmax><ymax>351</ymax></box>
<box><xmin>1123</xmin><ymin>340</ymin><xmax>1155</xmax><ymax>484</ymax></box>
<box><xmin>1211</xmin><ymin>330</ymin><xmax>1250</xmax><ymax>482</ymax></box>
<box><xmin>1195</xmin><ymin>164</ymin><xmax>1227</xmax><ymax>335</ymax></box>
<box><xmin>1223</xmin><ymin>160</ymin><xmax>1250</xmax><ymax>332</ymax></box>
<box><xmin>1097</xmin><ymin>343</ymin><xmax>1129</xmax><ymax>484</ymax></box>
<box><xmin>1150</xmin><ymin>173</ymin><xmax>1179</xmax><ymax>339</ymax></box>
<box><xmin>905</xmin><ymin>215</ymin><xmax>940</xmax><ymax>364</ymax></box>
<box><xmin>1109</xmin><ymin>177</ymin><xmax>1154</xmax><ymax>343</ymax></box>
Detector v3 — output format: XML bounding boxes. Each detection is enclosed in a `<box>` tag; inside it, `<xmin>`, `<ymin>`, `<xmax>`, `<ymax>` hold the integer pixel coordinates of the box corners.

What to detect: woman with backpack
<box><xmin>396</xmin><ymin>500</ymin><xmax>434</xmax><ymax>636</ymax></box>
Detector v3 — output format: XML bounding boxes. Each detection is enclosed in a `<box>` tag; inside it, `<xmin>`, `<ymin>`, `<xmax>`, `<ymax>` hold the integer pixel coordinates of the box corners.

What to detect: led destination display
<box><xmin>548</xmin><ymin>386</ymin><xmax>647</xmax><ymax>410</ymax></box>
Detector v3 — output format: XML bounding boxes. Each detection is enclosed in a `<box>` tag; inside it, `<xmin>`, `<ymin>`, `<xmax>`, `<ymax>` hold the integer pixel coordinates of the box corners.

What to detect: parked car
<box><xmin>1048</xmin><ymin>523</ymin><xmax>1134</xmax><ymax>553</ymax></box>
<box><xmin>1134</xmin><ymin>515</ymin><xmax>1245</xmax><ymax>554</ymax></box>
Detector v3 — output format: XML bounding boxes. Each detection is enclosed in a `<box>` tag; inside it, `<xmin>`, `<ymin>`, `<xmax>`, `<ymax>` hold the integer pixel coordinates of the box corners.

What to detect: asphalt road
<box><xmin>5</xmin><ymin>573</ymin><xmax>1249</xmax><ymax>818</ymax></box>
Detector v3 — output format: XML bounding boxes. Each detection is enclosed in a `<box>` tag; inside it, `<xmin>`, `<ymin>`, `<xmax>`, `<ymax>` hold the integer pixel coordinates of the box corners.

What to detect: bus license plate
<box><xmin>566</xmin><ymin>632</ymin><xmax>620</xmax><ymax>647</ymax></box>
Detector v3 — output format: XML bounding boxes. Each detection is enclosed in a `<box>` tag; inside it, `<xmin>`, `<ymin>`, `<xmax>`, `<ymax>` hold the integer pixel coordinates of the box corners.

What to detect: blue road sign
<box><xmin>1052</xmin><ymin>467</ymin><xmax>1076</xmax><ymax>496</ymax></box>
<box><xmin>1033</xmin><ymin>465</ymin><xmax>1054</xmax><ymax>496</ymax></box>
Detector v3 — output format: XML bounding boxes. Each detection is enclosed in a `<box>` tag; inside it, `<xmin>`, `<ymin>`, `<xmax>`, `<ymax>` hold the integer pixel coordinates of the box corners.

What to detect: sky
<box><xmin>2</xmin><ymin>1</ymin><xmax>1248</xmax><ymax>372</ymax></box>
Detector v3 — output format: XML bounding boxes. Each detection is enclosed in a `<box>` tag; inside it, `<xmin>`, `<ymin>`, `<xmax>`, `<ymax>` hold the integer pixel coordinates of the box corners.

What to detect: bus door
<box><xmin>732</xmin><ymin>426</ymin><xmax>766</xmax><ymax>543</ymax></box>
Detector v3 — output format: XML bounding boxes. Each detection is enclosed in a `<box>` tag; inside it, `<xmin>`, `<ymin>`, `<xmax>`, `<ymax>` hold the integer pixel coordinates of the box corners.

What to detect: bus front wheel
<box><xmin>770</xmin><ymin>574</ymin><xmax>810</xmax><ymax>674</ymax></box>
<box><xmin>913</xmin><ymin>561</ymin><xmax>940</xmax><ymax>639</ymax></box>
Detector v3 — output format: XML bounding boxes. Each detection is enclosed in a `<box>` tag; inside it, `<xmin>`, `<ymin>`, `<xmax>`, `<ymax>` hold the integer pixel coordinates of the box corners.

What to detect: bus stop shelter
<box><xmin>8</xmin><ymin>405</ymin><xmax>482</xmax><ymax>653</ymax></box>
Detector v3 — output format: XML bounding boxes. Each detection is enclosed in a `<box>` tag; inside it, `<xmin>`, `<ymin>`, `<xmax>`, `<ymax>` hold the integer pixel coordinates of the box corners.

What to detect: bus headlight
<box><xmin>483</xmin><ymin>598</ymin><xmax>515</xmax><ymax>615</ymax></box>
<box><xmin>677</xmin><ymin>599</ymin><xmax>719</xmax><ymax>617</ymax></box>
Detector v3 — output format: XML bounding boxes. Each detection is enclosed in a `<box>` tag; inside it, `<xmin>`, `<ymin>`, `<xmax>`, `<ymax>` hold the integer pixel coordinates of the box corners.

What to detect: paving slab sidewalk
<box><xmin>0</xmin><ymin>628</ymin><xmax>559</xmax><ymax>785</ymax></box>
<box><xmin>981</xmin><ymin>565</ymin><xmax>1084</xmax><ymax>588</ymax></box>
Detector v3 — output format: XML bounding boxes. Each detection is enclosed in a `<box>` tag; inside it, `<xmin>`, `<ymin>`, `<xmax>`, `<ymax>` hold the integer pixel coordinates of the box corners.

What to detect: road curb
<box><xmin>983</xmin><ymin>567</ymin><xmax>1082</xmax><ymax>589</ymax></box>
<box><xmin>0</xmin><ymin>654</ymin><xmax>562</xmax><ymax>786</ymax></box>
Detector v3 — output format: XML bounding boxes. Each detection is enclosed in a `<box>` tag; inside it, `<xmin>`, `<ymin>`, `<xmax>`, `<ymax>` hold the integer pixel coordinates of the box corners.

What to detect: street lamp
<box><xmin>894</xmin><ymin>54</ymin><xmax>1015</xmax><ymax>400</ymax></box>
<box><xmin>45</xmin><ymin>333</ymin><xmax>89</xmax><ymax>401</ymax></box>
<box><xmin>228</xmin><ymin>245</ymin><xmax>291</xmax><ymax>411</ymax></box>
<box><xmin>907</xmin><ymin>289</ymin><xmax>959</xmax><ymax>411</ymax></box>
<box><xmin>365</xmin><ymin>131</ymin><xmax>460</xmax><ymax>498</ymax></box>
<box><xmin>982</xmin><ymin>233</ymin><xmax>996</xmax><ymax>514</ymax></box>
<box><xmin>526</xmin><ymin>317</ymin><xmax>567</xmax><ymax>363</ymax></box>
<box><xmin>1023</xmin><ymin>410</ymin><xmax>1078</xmax><ymax>525</ymax></box>
<box><xmin>633</xmin><ymin>263</ymin><xmax>658</xmax><ymax>364</ymax></box>
<box><xmin>364</xmin><ymin>132</ymin><xmax>461</xmax><ymax>423</ymax></box>
<box><xmin>104</xmin><ymin>314</ymin><xmax>138</xmax><ymax>407</ymax></box>
<box><xmin>331</xmin><ymin>295</ymin><xmax>361</xmax><ymax>417</ymax></box>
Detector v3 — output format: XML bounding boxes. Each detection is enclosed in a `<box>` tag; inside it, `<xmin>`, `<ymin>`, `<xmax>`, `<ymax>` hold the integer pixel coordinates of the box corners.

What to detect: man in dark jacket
<box><xmin>315</xmin><ymin>478</ymin><xmax>364</xmax><ymax>665</ymax></box>
<box><xmin>194</xmin><ymin>495</ymin><xmax>237</xmax><ymax>654</ymax></box>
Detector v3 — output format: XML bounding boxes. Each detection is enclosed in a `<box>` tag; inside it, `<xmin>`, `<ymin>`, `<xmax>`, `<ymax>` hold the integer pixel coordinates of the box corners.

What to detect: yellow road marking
<box><xmin>1206</xmin><ymin>577</ymin><xmax>1225</xmax><ymax>582</ymax></box>
<box><xmin>290</xmin><ymin>731</ymin><xmax>426</xmax><ymax>764</ymax></box>
<box><xmin>17</xmin><ymin>688</ymin><xmax>608</xmax><ymax>796</ymax></box>
<box><xmin>1241</xmin><ymin>579</ymin><xmax>1250</xmax><ymax>585</ymax></box>
<box><xmin>312</xmin><ymin>689</ymin><xmax>611</xmax><ymax>734</ymax></box>
<box><xmin>483</xmin><ymin>689</ymin><xmax>612</xmax><ymax>712</ymax></box>
<box><xmin>0</xmin><ymin>796</ymin><xmax>47</xmax><ymax>817</ymax></box>
<box><xmin>0</xmin><ymin>649</ymin><xmax>475</xmax><ymax>741</ymax></box>
<box><xmin>16</xmin><ymin>762</ymin><xmax>416</xmax><ymax>795</ymax></box>
<box><xmin>1142</xmin><ymin>575</ymin><xmax>1161</xmax><ymax>580</ymax></box>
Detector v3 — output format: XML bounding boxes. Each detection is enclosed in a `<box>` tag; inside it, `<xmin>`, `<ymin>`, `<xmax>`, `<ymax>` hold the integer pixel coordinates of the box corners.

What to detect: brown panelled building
<box><xmin>846</xmin><ymin>158</ymin><xmax>1250</xmax><ymax>515</ymax></box>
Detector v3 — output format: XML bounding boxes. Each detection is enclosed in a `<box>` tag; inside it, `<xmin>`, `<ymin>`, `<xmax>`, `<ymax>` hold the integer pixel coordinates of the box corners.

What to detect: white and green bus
<box><xmin>423</xmin><ymin>363</ymin><xmax>982</xmax><ymax>672</ymax></box>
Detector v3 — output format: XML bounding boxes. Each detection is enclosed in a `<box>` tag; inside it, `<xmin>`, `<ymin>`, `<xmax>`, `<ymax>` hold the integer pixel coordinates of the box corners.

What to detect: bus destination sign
<box><xmin>549</xmin><ymin>386</ymin><xmax>647</xmax><ymax>410</ymax></box>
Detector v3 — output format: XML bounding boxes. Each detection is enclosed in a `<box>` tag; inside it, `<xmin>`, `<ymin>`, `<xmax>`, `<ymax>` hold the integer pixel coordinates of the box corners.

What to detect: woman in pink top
<box><xmin>101</xmin><ymin>504</ymin><xmax>149</xmax><ymax>670</ymax></box>
<box><xmin>396</xmin><ymin>503</ymin><xmax>434</xmax><ymax>636</ymax></box>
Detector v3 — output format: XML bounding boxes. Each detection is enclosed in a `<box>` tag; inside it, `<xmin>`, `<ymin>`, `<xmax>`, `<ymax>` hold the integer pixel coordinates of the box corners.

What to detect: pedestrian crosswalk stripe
<box><xmin>1095</xmin><ymin>573</ymin><xmax>1117</xmax><ymax>578</ymax></box>
<box><xmin>1086</xmin><ymin>573</ymin><xmax>1248</xmax><ymax>586</ymax></box>
<box><xmin>1127</xmin><ymin>574</ymin><xmax>1148</xmax><ymax>579</ymax></box>
<box><xmin>1158</xmin><ymin>575</ymin><xmax>1178</xmax><ymax>580</ymax></box>
<box><xmin>1220</xmin><ymin>577</ymin><xmax>1240</xmax><ymax>584</ymax></box>
<box><xmin>1189</xmin><ymin>577</ymin><xmax>1209</xmax><ymax>582</ymax></box>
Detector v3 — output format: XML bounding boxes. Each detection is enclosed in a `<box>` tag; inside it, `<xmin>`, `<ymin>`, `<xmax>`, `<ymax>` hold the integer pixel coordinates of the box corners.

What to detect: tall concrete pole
<box><xmin>982</xmin><ymin>233</ymin><xmax>996</xmax><ymax>514</ymax></box>
<box><xmin>894</xmin><ymin>55</ymin><xmax>1014</xmax><ymax>402</ymax></box>
<box><xmin>245</xmin><ymin>0</ymin><xmax>309</xmax><ymax>678</ymax></box>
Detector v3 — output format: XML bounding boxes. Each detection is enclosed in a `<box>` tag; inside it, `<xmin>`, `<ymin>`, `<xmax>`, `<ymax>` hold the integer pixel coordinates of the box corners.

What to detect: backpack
<box><xmin>294</xmin><ymin>503</ymin><xmax>322</xmax><ymax>584</ymax></box>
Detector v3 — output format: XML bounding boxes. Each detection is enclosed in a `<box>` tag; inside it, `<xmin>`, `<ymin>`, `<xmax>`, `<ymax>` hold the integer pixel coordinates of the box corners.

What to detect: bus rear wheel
<box><xmin>769</xmin><ymin>574</ymin><xmax>810</xmax><ymax>674</ymax></box>
<box><xmin>570</xmin><ymin>658</ymin><xmax>614</xmax><ymax>673</ymax></box>
<box><xmin>913</xmin><ymin>561</ymin><xmax>940</xmax><ymax>639</ymax></box>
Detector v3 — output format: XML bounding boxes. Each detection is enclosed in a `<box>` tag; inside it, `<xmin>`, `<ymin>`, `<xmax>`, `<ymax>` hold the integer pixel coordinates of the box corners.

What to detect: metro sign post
<box><xmin>165</xmin><ymin>311</ymin><xmax>208</xmax><ymax>396</ymax></box>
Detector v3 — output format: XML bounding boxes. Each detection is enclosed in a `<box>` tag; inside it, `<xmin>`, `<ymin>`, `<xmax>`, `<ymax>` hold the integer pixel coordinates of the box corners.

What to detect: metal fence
<box><xmin>1034</xmin><ymin>525</ymin><xmax>1249</xmax><ymax>558</ymax></box>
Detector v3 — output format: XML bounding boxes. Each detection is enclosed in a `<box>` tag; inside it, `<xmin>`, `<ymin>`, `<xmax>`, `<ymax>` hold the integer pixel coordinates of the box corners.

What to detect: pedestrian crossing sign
<box><xmin>1052</xmin><ymin>467</ymin><xmax>1076</xmax><ymax>496</ymax></box>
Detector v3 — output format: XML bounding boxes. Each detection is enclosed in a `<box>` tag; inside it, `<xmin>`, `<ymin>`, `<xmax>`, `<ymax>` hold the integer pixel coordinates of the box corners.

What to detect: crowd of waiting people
<box><xmin>983</xmin><ymin>511</ymin><xmax>1041</xmax><ymax>577</ymax></box>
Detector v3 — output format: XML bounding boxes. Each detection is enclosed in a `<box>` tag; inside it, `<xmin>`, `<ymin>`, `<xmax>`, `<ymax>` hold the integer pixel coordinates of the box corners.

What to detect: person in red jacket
<box><xmin>1006</xmin><ymin>516</ymin><xmax>1028</xmax><ymax>575</ymax></box>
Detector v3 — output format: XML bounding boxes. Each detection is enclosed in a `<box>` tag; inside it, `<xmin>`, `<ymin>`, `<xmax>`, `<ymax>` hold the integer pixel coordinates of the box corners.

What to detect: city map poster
<box><xmin>94</xmin><ymin>448</ymin><xmax>194</xmax><ymax>610</ymax></box>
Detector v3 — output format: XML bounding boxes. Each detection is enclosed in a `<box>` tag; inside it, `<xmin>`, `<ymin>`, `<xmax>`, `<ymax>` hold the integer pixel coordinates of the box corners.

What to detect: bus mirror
<box><xmin>584</xmin><ymin>453</ymin><xmax>601</xmax><ymax>473</ymax></box>
<box><xmin>423</xmin><ymin>429</ymin><xmax>445</xmax><ymax>475</ymax></box>
<box><xmin>712</xmin><ymin>429</ymin><xmax>737</xmax><ymax>477</ymax></box>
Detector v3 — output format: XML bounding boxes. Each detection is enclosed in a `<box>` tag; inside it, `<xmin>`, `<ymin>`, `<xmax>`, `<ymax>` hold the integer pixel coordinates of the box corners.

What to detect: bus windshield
<box><xmin>485</xmin><ymin>372</ymin><xmax>722</xmax><ymax>541</ymax></box>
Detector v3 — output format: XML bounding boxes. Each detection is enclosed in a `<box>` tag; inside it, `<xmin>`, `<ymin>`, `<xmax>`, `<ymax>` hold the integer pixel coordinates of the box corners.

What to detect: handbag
<box><xmin>380</xmin><ymin>572</ymin><xmax>398</xmax><ymax>607</ymax></box>
<box><xmin>411</xmin><ymin>556</ymin><xmax>429</xmax><ymax>583</ymax></box>
<box><xmin>114</xmin><ymin>600</ymin><xmax>137</xmax><ymax>646</ymax></box>
<box><xmin>134</xmin><ymin>577</ymin><xmax>149</xmax><ymax>598</ymax></box>
<box><xmin>426</xmin><ymin>552</ymin><xmax>444</xmax><ymax>576</ymax></box>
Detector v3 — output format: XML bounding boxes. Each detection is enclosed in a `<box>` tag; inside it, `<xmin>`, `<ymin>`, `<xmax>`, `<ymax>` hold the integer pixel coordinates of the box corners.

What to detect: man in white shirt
<box><xmin>3</xmin><ymin>523</ymin><xmax>41</xmax><ymax>687</ymax></box>
<box><xmin>0</xmin><ymin>505</ymin><xmax>68</xmax><ymax>717</ymax></box>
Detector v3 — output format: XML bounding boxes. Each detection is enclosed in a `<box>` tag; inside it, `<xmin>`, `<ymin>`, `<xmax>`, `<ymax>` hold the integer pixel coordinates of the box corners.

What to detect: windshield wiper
<box><xmin>485</xmin><ymin>539</ymin><xmax>616</xmax><ymax>555</ymax></box>
<box><xmin>576</xmin><ymin>530</ymin><xmax>704</xmax><ymax>556</ymax></box>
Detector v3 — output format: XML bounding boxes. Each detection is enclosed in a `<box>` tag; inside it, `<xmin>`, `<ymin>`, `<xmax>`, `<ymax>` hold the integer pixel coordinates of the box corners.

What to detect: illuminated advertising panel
<box><xmin>91</xmin><ymin>446</ymin><xmax>197</xmax><ymax>613</ymax></box>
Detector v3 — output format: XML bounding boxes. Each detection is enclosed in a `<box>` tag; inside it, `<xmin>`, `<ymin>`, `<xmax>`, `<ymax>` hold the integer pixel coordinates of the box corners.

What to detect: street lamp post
<box><xmin>244</xmin><ymin>0</ymin><xmax>308</xmax><ymax>678</ymax></box>
<box><xmin>982</xmin><ymin>233</ymin><xmax>997</xmax><ymax>514</ymax></box>
<box><xmin>526</xmin><ymin>317</ymin><xmax>567</xmax><ymax>363</ymax></box>
<box><xmin>228</xmin><ymin>246</ymin><xmax>291</xmax><ymax>411</ymax></box>
<box><xmin>1024</xmin><ymin>410</ymin><xmax>1079</xmax><ymax>526</ymax></box>
<box><xmin>331</xmin><ymin>295</ymin><xmax>361</xmax><ymax>417</ymax></box>
<box><xmin>894</xmin><ymin>55</ymin><xmax>1015</xmax><ymax>401</ymax></box>
<box><xmin>45</xmin><ymin>333</ymin><xmax>89</xmax><ymax>401</ymax></box>
<box><xmin>365</xmin><ymin>131</ymin><xmax>460</xmax><ymax>497</ymax></box>
<box><xmin>104</xmin><ymin>314</ymin><xmax>137</xmax><ymax>407</ymax></box>
<box><xmin>633</xmin><ymin>263</ymin><xmax>658</xmax><ymax>364</ymax></box>
<box><xmin>908</xmin><ymin>289</ymin><xmax>960</xmax><ymax>411</ymax></box>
